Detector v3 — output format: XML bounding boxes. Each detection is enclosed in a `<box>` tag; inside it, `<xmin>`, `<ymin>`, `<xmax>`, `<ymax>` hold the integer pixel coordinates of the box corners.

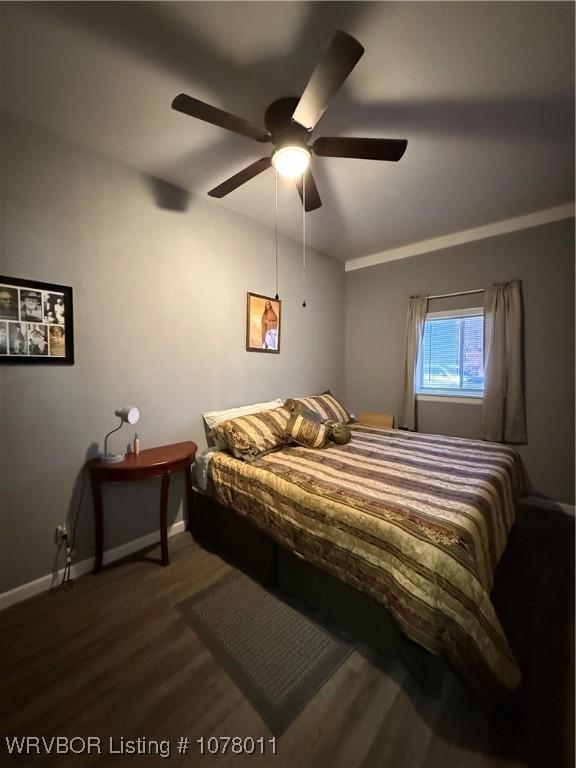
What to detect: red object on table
<box><xmin>88</xmin><ymin>441</ymin><xmax>197</xmax><ymax>573</ymax></box>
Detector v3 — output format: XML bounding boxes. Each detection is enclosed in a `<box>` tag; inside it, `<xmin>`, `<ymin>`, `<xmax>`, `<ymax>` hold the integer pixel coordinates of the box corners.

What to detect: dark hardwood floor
<box><xmin>1</xmin><ymin>504</ymin><xmax>573</xmax><ymax>767</ymax></box>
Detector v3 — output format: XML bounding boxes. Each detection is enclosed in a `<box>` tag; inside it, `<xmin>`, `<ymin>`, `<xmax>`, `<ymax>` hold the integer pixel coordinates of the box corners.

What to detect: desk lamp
<box><xmin>101</xmin><ymin>406</ymin><xmax>140</xmax><ymax>463</ymax></box>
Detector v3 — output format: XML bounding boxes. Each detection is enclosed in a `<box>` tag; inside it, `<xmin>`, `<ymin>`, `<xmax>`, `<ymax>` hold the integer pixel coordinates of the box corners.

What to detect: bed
<box><xmin>196</xmin><ymin>423</ymin><xmax>526</xmax><ymax>699</ymax></box>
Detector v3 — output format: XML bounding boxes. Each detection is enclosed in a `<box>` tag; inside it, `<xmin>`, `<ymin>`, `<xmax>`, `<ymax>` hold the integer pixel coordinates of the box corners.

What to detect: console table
<box><xmin>88</xmin><ymin>441</ymin><xmax>197</xmax><ymax>573</ymax></box>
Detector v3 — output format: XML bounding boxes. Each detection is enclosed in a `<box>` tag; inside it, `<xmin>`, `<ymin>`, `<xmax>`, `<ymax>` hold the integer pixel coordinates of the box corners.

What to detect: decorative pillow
<box><xmin>203</xmin><ymin>399</ymin><xmax>285</xmax><ymax>430</ymax></box>
<box><xmin>285</xmin><ymin>413</ymin><xmax>329</xmax><ymax>449</ymax></box>
<box><xmin>327</xmin><ymin>422</ymin><xmax>352</xmax><ymax>445</ymax></box>
<box><xmin>211</xmin><ymin>406</ymin><xmax>290</xmax><ymax>461</ymax></box>
<box><xmin>284</xmin><ymin>398</ymin><xmax>321</xmax><ymax>421</ymax></box>
<box><xmin>287</xmin><ymin>393</ymin><xmax>352</xmax><ymax>425</ymax></box>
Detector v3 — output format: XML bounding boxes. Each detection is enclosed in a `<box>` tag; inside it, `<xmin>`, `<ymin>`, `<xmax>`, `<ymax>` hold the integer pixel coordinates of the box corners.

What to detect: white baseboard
<box><xmin>521</xmin><ymin>496</ymin><xmax>575</xmax><ymax>517</ymax></box>
<box><xmin>0</xmin><ymin>520</ymin><xmax>187</xmax><ymax>611</ymax></box>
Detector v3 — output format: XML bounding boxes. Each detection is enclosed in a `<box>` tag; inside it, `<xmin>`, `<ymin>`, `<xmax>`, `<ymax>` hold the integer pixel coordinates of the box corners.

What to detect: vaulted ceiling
<box><xmin>1</xmin><ymin>2</ymin><xmax>574</xmax><ymax>261</ymax></box>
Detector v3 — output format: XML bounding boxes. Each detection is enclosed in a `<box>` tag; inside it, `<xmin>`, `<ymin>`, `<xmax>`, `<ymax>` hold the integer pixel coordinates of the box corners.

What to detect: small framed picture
<box><xmin>0</xmin><ymin>276</ymin><xmax>74</xmax><ymax>365</ymax></box>
<box><xmin>246</xmin><ymin>292</ymin><xmax>281</xmax><ymax>353</ymax></box>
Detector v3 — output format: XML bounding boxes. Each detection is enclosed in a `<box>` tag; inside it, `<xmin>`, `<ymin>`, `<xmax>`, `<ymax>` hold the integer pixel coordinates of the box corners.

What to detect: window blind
<box><xmin>418</xmin><ymin>313</ymin><xmax>484</xmax><ymax>393</ymax></box>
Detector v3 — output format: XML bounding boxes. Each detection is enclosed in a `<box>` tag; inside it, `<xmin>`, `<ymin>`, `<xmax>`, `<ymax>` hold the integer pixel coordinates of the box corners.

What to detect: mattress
<box><xmin>193</xmin><ymin>447</ymin><xmax>222</xmax><ymax>492</ymax></box>
<box><xmin>208</xmin><ymin>424</ymin><xmax>526</xmax><ymax>698</ymax></box>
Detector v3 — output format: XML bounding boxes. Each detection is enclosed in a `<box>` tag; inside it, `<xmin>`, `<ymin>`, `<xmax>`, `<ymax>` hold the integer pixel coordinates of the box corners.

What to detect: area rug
<box><xmin>177</xmin><ymin>570</ymin><xmax>352</xmax><ymax>736</ymax></box>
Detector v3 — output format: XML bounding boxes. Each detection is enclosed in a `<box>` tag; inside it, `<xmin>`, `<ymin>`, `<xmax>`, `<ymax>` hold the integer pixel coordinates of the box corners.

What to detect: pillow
<box><xmin>327</xmin><ymin>422</ymin><xmax>352</xmax><ymax>445</ymax></box>
<box><xmin>285</xmin><ymin>413</ymin><xmax>329</xmax><ymax>449</ymax></box>
<box><xmin>284</xmin><ymin>398</ymin><xmax>321</xmax><ymax>421</ymax></box>
<box><xmin>211</xmin><ymin>406</ymin><xmax>290</xmax><ymax>461</ymax></box>
<box><xmin>203</xmin><ymin>398</ymin><xmax>285</xmax><ymax>430</ymax></box>
<box><xmin>321</xmin><ymin>391</ymin><xmax>357</xmax><ymax>423</ymax></box>
<box><xmin>287</xmin><ymin>393</ymin><xmax>352</xmax><ymax>425</ymax></box>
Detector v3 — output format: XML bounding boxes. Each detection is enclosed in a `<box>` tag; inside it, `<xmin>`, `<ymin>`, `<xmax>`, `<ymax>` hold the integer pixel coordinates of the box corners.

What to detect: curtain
<box><xmin>399</xmin><ymin>296</ymin><xmax>428</xmax><ymax>430</ymax></box>
<box><xmin>481</xmin><ymin>280</ymin><xmax>526</xmax><ymax>443</ymax></box>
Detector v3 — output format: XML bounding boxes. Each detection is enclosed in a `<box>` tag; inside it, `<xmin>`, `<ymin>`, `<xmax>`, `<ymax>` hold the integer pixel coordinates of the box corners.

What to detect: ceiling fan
<box><xmin>171</xmin><ymin>31</ymin><xmax>408</xmax><ymax>212</ymax></box>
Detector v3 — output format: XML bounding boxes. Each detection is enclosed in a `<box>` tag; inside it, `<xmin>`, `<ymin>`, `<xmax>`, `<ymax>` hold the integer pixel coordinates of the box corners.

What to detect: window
<box><xmin>416</xmin><ymin>308</ymin><xmax>484</xmax><ymax>397</ymax></box>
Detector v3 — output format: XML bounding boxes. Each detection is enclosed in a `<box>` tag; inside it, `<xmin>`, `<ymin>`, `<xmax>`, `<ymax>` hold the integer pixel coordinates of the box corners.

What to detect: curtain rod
<box><xmin>427</xmin><ymin>288</ymin><xmax>484</xmax><ymax>300</ymax></box>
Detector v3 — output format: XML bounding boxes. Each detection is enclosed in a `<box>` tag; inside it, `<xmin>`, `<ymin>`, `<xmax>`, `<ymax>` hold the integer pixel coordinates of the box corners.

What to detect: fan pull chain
<box><xmin>274</xmin><ymin>171</ymin><xmax>279</xmax><ymax>300</ymax></box>
<box><xmin>302</xmin><ymin>172</ymin><xmax>307</xmax><ymax>308</ymax></box>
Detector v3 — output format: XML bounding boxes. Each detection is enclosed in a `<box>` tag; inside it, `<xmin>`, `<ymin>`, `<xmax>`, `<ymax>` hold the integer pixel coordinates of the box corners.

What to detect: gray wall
<box><xmin>345</xmin><ymin>218</ymin><xmax>575</xmax><ymax>504</ymax></box>
<box><xmin>0</xmin><ymin>112</ymin><xmax>345</xmax><ymax>592</ymax></box>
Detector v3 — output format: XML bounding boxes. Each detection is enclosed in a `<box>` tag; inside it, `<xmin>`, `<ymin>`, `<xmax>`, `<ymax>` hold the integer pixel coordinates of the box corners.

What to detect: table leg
<box><xmin>185</xmin><ymin>464</ymin><xmax>193</xmax><ymax>531</ymax></box>
<box><xmin>160</xmin><ymin>472</ymin><xmax>171</xmax><ymax>566</ymax></box>
<box><xmin>92</xmin><ymin>475</ymin><xmax>104</xmax><ymax>574</ymax></box>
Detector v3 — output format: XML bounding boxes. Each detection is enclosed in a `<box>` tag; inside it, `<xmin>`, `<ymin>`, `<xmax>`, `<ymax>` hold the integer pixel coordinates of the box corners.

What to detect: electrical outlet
<box><xmin>55</xmin><ymin>525</ymin><xmax>68</xmax><ymax>544</ymax></box>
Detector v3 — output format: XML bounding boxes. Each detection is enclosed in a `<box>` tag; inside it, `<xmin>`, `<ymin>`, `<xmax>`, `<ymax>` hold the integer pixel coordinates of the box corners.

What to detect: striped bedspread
<box><xmin>208</xmin><ymin>425</ymin><xmax>526</xmax><ymax>697</ymax></box>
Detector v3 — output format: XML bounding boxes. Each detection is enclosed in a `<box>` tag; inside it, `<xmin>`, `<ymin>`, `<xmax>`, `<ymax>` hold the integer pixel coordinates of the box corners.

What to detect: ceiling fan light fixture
<box><xmin>271</xmin><ymin>146</ymin><xmax>311</xmax><ymax>179</ymax></box>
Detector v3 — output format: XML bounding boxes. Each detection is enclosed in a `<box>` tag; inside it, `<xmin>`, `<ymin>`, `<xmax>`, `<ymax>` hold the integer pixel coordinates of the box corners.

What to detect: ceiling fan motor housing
<box><xmin>265</xmin><ymin>97</ymin><xmax>310</xmax><ymax>148</ymax></box>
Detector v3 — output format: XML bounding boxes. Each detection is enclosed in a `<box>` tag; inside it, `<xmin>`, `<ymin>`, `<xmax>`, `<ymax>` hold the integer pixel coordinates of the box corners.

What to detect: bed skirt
<box><xmin>190</xmin><ymin>488</ymin><xmax>451</xmax><ymax>697</ymax></box>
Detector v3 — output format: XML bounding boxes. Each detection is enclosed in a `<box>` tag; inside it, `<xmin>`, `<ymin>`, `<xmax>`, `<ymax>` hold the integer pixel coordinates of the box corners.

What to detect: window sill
<box><xmin>416</xmin><ymin>393</ymin><xmax>483</xmax><ymax>405</ymax></box>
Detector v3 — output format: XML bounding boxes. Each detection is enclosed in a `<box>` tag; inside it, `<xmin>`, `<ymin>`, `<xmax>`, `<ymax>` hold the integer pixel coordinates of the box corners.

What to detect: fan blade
<box><xmin>295</xmin><ymin>171</ymin><xmax>322</xmax><ymax>212</ymax></box>
<box><xmin>292</xmin><ymin>31</ymin><xmax>364</xmax><ymax>131</ymax></box>
<box><xmin>208</xmin><ymin>158</ymin><xmax>271</xmax><ymax>198</ymax></box>
<box><xmin>313</xmin><ymin>137</ymin><xmax>408</xmax><ymax>161</ymax></box>
<box><xmin>172</xmin><ymin>94</ymin><xmax>271</xmax><ymax>143</ymax></box>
